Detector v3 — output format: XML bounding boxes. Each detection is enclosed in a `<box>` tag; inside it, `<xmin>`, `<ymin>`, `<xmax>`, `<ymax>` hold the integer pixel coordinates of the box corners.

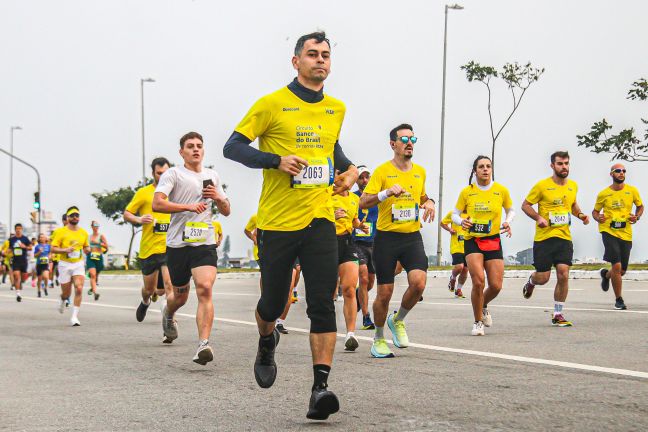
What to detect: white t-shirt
<box><xmin>155</xmin><ymin>166</ymin><xmax>227</xmax><ymax>248</ymax></box>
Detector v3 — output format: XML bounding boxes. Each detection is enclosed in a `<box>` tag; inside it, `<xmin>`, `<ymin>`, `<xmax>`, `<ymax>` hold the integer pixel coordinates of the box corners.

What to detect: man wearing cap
<box><xmin>353</xmin><ymin>166</ymin><xmax>379</xmax><ymax>330</ymax></box>
<box><xmin>51</xmin><ymin>206</ymin><xmax>90</xmax><ymax>326</ymax></box>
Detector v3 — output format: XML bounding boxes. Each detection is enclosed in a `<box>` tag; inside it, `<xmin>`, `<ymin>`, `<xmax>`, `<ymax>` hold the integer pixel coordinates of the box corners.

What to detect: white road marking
<box><xmin>389</xmin><ymin>300</ymin><xmax>648</xmax><ymax>314</ymax></box>
<box><xmin>4</xmin><ymin>294</ymin><xmax>648</xmax><ymax>380</ymax></box>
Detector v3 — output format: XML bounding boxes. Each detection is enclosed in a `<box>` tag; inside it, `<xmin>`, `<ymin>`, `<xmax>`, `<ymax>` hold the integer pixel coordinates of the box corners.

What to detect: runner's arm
<box><xmin>503</xmin><ymin>208</ymin><xmax>515</xmax><ymax>224</ymax></box>
<box><xmin>123</xmin><ymin>210</ymin><xmax>144</xmax><ymax>225</ymax></box>
<box><xmin>223</xmin><ymin>132</ymin><xmax>281</xmax><ymax>169</ymax></box>
<box><xmin>244</xmin><ymin>228</ymin><xmax>257</xmax><ymax>244</ymax></box>
<box><xmin>635</xmin><ymin>204</ymin><xmax>644</xmax><ymax>219</ymax></box>
<box><xmin>152</xmin><ymin>192</ymin><xmax>202</xmax><ymax>214</ymax></box>
<box><xmin>521</xmin><ymin>200</ymin><xmax>541</xmax><ymax>221</ymax></box>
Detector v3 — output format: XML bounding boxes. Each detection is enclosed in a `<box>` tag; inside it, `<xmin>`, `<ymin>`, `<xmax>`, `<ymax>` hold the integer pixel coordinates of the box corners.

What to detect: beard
<box><xmin>555</xmin><ymin>170</ymin><xmax>569</xmax><ymax>178</ymax></box>
<box><xmin>404</xmin><ymin>154</ymin><xmax>413</xmax><ymax>160</ymax></box>
<box><xmin>68</xmin><ymin>220</ymin><xmax>79</xmax><ymax>226</ymax></box>
<box><xmin>613</xmin><ymin>177</ymin><xmax>625</xmax><ymax>184</ymax></box>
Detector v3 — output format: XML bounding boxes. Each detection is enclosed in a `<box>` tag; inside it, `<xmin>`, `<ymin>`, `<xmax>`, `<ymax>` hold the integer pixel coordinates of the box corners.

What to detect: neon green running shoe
<box><xmin>387</xmin><ymin>312</ymin><xmax>409</xmax><ymax>348</ymax></box>
<box><xmin>370</xmin><ymin>338</ymin><xmax>394</xmax><ymax>358</ymax></box>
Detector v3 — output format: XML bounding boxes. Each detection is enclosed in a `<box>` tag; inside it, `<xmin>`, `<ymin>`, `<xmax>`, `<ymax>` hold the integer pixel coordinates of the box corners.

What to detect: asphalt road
<box><xmin>1</xmin><ymin>273</ymin><xmax>647</xmax><ymax>432</ymax></box>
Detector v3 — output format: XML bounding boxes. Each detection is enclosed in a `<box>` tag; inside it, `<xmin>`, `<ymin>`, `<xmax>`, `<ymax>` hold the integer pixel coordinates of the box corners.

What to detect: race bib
<box><xmin>67</xmin><ymin>249</ymin><xmax>81</xmax><ymax>259</ymax></box>
<box><xmin>183</xmin><ymin>222</ymin><xmax>209</xmax><ymax>243</ymax></box>
<box><xmin>291</xmin><ymin>157</ymin><xmax>334</xmax><ymax>189</ymax></box>
<box><xmin>90</xmin><ymin>252</ymin><xmax>101</xmax><ymax>261</ymax></box>
<box><xmin>153</xmin><ymin>222</ymin><xmax>169</xmax><ymax>234</ymax></box>
<box><xmin>457</xmin><ymin>235</ymin><xmax>465</xmax><ymax>242</ymax></box>
<box><xmin>549</xmin><ymin>211</ymin><xmax>570</xmax><ymax>226</ymax></box>
<box><xmin>392</xmin><ymin>203</ymin><xmax>419</xmax><ymax>223</ymax></box>
<box><xmin>13</xmin><ymin>248</ymin><xmax>23</xmax><ymax>257</ymax></box>
<box><xmin>39</xmin><ymin>256</ymin><xmax>49</xmax><ymax>265</ymax></box>
<box><xmin>355</xmin><ymin>223</ymin><xmax>373</xmax><ymax>237</ymax></box>
<box><xmin>470</xmin><ymin>219</ymin><xmax>492</xmax><ymax>234</ymax></box>
<box><xmin>611</xmin><ymin>219</ymin><xmax>627</xmax><ymax>229</ymax></box>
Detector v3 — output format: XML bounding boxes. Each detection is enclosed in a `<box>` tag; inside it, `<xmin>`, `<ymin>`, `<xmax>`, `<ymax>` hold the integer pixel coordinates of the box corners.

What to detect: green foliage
<box><xmin>577</xmin><ymin>78</ymin><xmax>648</xmax><ymax>162</ymax></box>
<box><xmin>461</xmin><ymin>61</ymin><xmax>545</xmax><ymax>178</ymax></box>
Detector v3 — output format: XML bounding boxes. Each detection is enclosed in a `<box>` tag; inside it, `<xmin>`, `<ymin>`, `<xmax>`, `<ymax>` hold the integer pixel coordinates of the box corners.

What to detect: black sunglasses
<box><xmin>612</xmin><ymin>169</ymin><xmax>626</xmax><ymax>174</ymax></box>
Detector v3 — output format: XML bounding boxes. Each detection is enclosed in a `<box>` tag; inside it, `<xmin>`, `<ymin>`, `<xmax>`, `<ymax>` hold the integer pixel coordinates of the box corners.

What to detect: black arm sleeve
<box><xmin>223</xmin><ymin>131</ymin><xmax>280</xmax><ymax>169</ymax></box>
<box><xmin>334</xmin><ymin>141</ymin><xmax>354</xmax><ymax>172</ymax></box>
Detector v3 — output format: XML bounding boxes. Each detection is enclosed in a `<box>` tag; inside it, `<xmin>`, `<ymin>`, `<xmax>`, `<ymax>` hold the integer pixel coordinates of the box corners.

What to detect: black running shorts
<box><xmin>601</xmin><ymin>232</ymin><xmax>632</xmax><ymax>271</ymax></box>
<box><xmin>337</xmin><ymin>234</ymin><xmax>359</xmax><ymax>265</ymax></box>
<box><xmin>166</xmin><ymin>245</ymin><xmax>218</xmax><ymax>287</ymax></box>
<box><xmin>533</xmin><ymin>237</ymin><xmax>573</xmax><ymax>272</ymax></box>
<box><xmin>373</xmin><ymin>230</ymin><xmax>428</xmax><ymax>285</ymax></box>
<box><xmin>451</xmin><ymin>253</ymin><xmax>466</xmax><ymax>266</ymax></box>
<box><xmin>36</xmin><ymin>263</ymin><xmax>49</xmax><ymax>276</ymax></box>
<box><xmin>11</xmin><ymin>260</ymin><xmax>28</xmax><ymax>274</ymax></box>
<box><xmin>139</xmin><ymin>253</ymin><xmax>167</xmax><ymax>276</ymax></box>
<box><xmin>355</xmin><ymin>241</ymin><xmax>375</xmax><ymax>274</ymax></box>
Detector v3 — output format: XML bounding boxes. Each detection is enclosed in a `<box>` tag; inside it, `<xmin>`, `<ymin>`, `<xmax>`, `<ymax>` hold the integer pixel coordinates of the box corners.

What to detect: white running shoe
<box><xmin>192</xmin><ymin>342</ymin><xmax>214</xmax><ymax>365</ymax></box>
<box><xmin>471</xmin><ymin>321</ymin><xmax>485</xmax><ymax>336</ymax></box>
<box><xmin>70</xmin><ymin>316</ymin><xmax>81</xmax><ymax>327</ymax></box>
<box><xmin>482</xmin><ymin>308</ymin><xmax>492</xmax><ymax>327</ymax></box>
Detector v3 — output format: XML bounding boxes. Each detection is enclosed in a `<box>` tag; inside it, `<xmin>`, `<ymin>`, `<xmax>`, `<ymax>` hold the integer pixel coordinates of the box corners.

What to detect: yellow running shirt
<box><xmin>525</xmin><ymin>177</ymin><xmax>578</xmax><ymax>242</ymax></box>
<box><xmin>212</xmin><ymin>221</ymin><xmax>223</xmax><ymax>239</ymax></box>
<box><xmin>331</xmin><ymin>192</ymin><xmax>359</xmax><ymax>235</ymax></box>
<box><xmin>51</xmin><ymin>226</ymin><xmax>89</xmax><ymax>264</ymax></box>
<box><xmin>2</xmin><ymin>240</ymin><xmax>11</xmax><ymax>265</ymax></box>
<box><xmin>235</xmin><ymin>86</ymin><xmax>346</xmax><ymax>231</ymax></box>
<box><xmin>594</xmin><ymin>184</ymin><xmax>642</xmax><ymax>241</ymax></box>
<box><xmin>454</xmin><ymin>182</ymin><xmax>513</xmax><ymax>240</ymax></box>
<box><xmin>125</xmin><ymin>184</ymin><xmax>170</xmax><ymax>259</ymax></box>
<box><xmin>441</xmin><ymin>211</ymin><xmax>466</xmax><ymax>254</ymax></box>
<box><xmin>244</xmin><ymin>214</ymin><xmax>259</xmax><ymax>260</ymax></box>
<box><xmin>363</xmin><ymin>161</ymin><xmax>427</xmax><ymax>234</ymax></box>
<box><xmin>49</xmin><ymin>227</ymin><xmax>63</xmax><ymax>262</ymax></box>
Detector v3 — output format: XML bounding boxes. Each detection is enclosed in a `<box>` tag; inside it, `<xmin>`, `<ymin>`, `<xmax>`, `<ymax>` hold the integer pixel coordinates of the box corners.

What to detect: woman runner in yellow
<box><xmin>452</xmin><ymin>156</ymin><xmax>515</xmax><ymax>336</ymax></box>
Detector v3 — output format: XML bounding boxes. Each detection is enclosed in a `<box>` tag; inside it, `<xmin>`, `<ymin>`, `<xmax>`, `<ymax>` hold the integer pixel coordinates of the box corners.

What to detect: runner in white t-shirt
<box><xmin>153</xmin><ymin>131</ymin><xmax>231</xmax><ymax>365</ymax></box>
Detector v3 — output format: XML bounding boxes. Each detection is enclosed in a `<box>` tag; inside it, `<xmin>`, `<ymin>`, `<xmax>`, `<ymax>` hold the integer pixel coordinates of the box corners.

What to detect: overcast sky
<box><xmin>2</xmin><ymin>0</ymin><xmax>647</xmax><ymax>262</ymax></box>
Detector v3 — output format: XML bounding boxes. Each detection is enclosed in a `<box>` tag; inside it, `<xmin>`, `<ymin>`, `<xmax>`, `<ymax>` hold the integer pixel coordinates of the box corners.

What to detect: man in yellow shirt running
<box><xmin>521</xmin><ymin>151</ymin><xmax>589</xmax><ymax>326</ymax></box>
<box><xmin>592</xmin><ymin>163</ymin><xmax>643</xmax><ymax>310</ymax></box>
<box><xmin>224</xmin><ymin>31</ymin><xmax>357</xmax><ymax>420</ymax></box>
<box><xmin>51</xmin><ymin>206</ymin><xmax>90</xmax><ymax>326</ymax></box>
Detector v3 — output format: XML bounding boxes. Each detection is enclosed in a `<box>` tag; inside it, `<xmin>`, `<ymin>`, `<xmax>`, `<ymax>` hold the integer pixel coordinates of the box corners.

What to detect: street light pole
<box><xmin>140</xmin><ymin>78</ymin><xmax>155</xmax><ymax>185</ymax></box>
<box><xmin>436</xmin><ymin>4</ymin><xmax>463</xmax><ymax>267</ymax></box>
<box><xmin>0</xmin><ymin>146</ymin><xmax>41</xmax><ymax>234</ymax></box>
<box><xmin>9</xmin><ymin>126</ymin><xmax>22</xmax><ymax>231</ymax></box>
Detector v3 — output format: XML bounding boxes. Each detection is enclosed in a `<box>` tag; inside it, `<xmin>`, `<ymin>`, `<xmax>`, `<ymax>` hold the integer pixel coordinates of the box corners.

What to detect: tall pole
<box><xmin>436</xmin><ymin>4</ymin><xmax>463</xmax><ymax>267</ymax></box>
<box><xmin>0</xmin><ymin>146</ymin><xmax>41</xmax><ymax>234</ymax></box>
<box><xmin>9</xmin><ymin>126</ymin><xmax>22</xmax><ymax>231</ymax></box>
<box><xmin>140</xmin><ymin>78</ymin><xmax>155</xmax><ymax>185</ymax></box>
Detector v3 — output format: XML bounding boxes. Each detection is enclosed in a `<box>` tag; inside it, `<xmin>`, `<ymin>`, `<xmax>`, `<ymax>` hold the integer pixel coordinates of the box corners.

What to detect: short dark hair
<box><xmin>389</xmin><ymin>124</ymin><xmax>413</xmax><ymax>141</ymax></box>
<box><xmin>14</xmin><ymin>223</ymin><xmax>22</xmax><ymax>229</ymax></box>
<box><xmin>551</xmin><ymin>151</ymin><xmax>570</xmax><ymax>163</ymax></box>
<box><xmin>180</xmin><ymin>132</ymin><xmax>203</xmax><ymax>148</ymax></box>
<box><xmin>294</xmin><ymin>31</ymin><xmax>330</xmax><ymax>56</ymax></box>
<box><xmin>151</xmin><ymin>157</ymin><xmax>171</xmax><ymax>171</ymax></box>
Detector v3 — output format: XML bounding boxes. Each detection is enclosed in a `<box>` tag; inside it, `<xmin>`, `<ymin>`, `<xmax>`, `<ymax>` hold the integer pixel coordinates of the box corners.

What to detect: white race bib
<box><xmin>183</xmin><ymin>222</ymin><xmax>209</xmax><ymax>243</ymax></box>
<box><xmin>355</xmin><ymin>223</ymin><xmax>373</xmax><ymax>237</ymax></box>
<box><xmin>13</xmin><ymin>248</ymin><xmax>23</xmax><ymax>257</ymax></box>
<box><xmin>67</xmin><ymin>250</ymin><xmax>81</xmax><ymax>259</ymax></box>
<box><xmin>291</xmin><ymin>157</ymin><xmax>334</xmax><ymax>189</ymax></box>
<box><xmin>392</xmin><ymin>203</ymin><xmax>418</xmax><ymax>223</ymax></box>
<box><xmin>548</xmin><ymin>211</ymin><xmax>570</xmax><ymax>226</ymax></box>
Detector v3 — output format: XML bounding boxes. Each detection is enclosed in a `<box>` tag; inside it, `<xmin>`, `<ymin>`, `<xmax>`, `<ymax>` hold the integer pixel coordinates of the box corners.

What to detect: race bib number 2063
<box><xmin>291</xmin><ymin>157</ymin><xmax>334</xmax><ymax>189</ymax></box>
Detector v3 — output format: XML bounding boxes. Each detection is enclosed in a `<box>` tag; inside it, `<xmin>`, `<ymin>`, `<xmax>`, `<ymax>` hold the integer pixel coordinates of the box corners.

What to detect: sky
<box><xmin>2</xmin><ymin>0</ymin><xmax>647</xmax><ymax>262</ymax></box>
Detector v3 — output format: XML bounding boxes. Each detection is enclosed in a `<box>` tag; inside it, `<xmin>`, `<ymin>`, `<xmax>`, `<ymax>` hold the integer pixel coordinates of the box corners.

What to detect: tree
<box><xmin>461</xmin><ymin>61</ymin><xmax>545</xmax><ymax>178</ymax></box>
<box><xmin>577</xmin><ymin>78</ymin><xmax>648</xmax><ymax>161</ymax></box>
<box><xmin>92</xmin><ymin>180</ymin><xmax>146</xmax><ymax>268</ymax></box>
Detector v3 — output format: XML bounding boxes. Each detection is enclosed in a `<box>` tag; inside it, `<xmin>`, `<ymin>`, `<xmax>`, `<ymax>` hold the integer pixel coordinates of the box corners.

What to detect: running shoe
<box><xmin>65</xmin><ymin>299</ymin><xmax>70</xmax><ymax>307</ymax></box>
<box><xmin>43</xmin><ymin>286</ymin><xmax>48</xmax><ymax>296</ymax></box>
<box><xmin>471</xmin><ymin>321</ymin><xmax>485</xmax><ymax>336</ymax></box>
<box><xmin>344</xmin><ymin>334</ymin><xmax>359</xmax><ymax>352</ymax></box>
<box><xmin>455</xmin><ymin>288</ymin><xmax>465</xmax><ymax>299</ymax></box>
<box><xmin>161</xmin><ymin>306</ymin><xmax>178</xmax><ymax>341</ymax></box>
<box><xmin>615</xmin><ymin>297</ymin><xmax>627</xmax><ymax>310</ymax></box>
<box><xmin>87</xmin><ymin>288</ymin><xmax>93</xmax><ymax>295</ymax></box>
<box><xmin>448</xmin><ymin>277</ymin><xmax>456</xmax><ymax>292</ymax></box>
<box><xmin>275</xmin><ymin>323</ymin><xmax>289</xmax><ymax>334</ymax></box>
<box><xmin>70</xmin><ymin>316</ymin><xmax>81</xmax><ymax>327</ymax></box>
<box><xmin>482</xmin><ymin>308</ymin><xmax>492</xmax><ymax>327</ymax></box>
<box><xmin>55</xmin><ymin>279</ymin><xmax>60</xmax><ymax>286</ymax></box>
<box><xmin>16</xmin><ymin>293</ymin><xmax>21</xmax><ymax>302</ymax></box>
<box><xmin>387</xmin><ymin>312</ymin><xmax>409</xmax><ymax>348</ymax></box>
<box><xmin>136</xmin><ymin>301</ymin><xmax>150</xmax><ymax>322</ymax></box>
<box><xmin>37</xmin><ymin>291</ymin><xmax>41</xmax><ymax>298</ymax></box>
<box><xmin>370</xmin><ymin>338</ymin><xmax>394</xmax><ymax>358</ymax></box>
<box><xmin>58</xmin><ymin>300</ymin><xmax>65</xmax><ymax>314</ymax></box>
<box><xmin>306</xmin><ymin>386</ymin><xmax>340</xmax><ymax>420</ymax></box>
<box><xmin>361</xmin><ymin>314</ymin><xmax>375</xmax><ymax>330</ymax></box>
<box><xmin>551</xmin><ymin>314</ymin><xmax>573</xmax><ymax>327</ymax></box>
<box><xmin>94</xmin><ymin>292</ymin><xmax>100</xmax><ymax>301</ymax></box>
<box><xmin>31</xmin><ymin>280</ymin><xmax>36</xmax><ymax>288</ymax></box>
<box><xmin>162</xmin><ymin>335</ymin><xmax>173</xmax><ymax>344</ymax></box>
<box><xmin>419</xmin><ymin>296</ymin><xmax>424</xmax><ymax>302</ymax></box>
<box><xmin>523</xmin><ymin>277</ymin><xmax>535</xmax><ymax>299</ymax></box>
<box><xmin>192</xmin><ymin>341</ymin><xmax>214</xmax><ymax>365</ymax></box>
<box><xmin>254</xmin><ymin>328</ymin><xmax>280</xmax><ymax>388</ymax></box>
<box><xmin>600</xmin><ymin>269</ymin><xmax>610</xmax><ymax>292</ymax></box>
<box><xmin>151</xmin><ymin>292</ymin><xmax>159</xmax><ymax>302</ymax></box>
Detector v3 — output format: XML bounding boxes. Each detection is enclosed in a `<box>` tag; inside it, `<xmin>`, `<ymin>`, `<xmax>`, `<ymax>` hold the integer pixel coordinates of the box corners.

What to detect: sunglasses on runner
<box><xmin>611</xmin><ymin>169</ymin><xmax>626</xmax><ymax>174</ymax></box>
<box><xmin>68</xmin><ymin>213</ymin><xmax>80</xmax><ymax>218</ymax></box>
<box><xmin>398</xmin><ymin>136</ymin><xmax>418</xmax><ymax>144</ymax></box>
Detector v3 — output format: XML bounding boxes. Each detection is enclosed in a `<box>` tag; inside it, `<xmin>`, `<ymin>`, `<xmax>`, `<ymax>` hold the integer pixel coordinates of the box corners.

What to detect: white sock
<box><xmin>450</xmin><ymin>274</ymin><xmax>457</xmax><ymax>281</ymax></box>
<box><xmin>457</xmin><ymin>282</ymin><xmax>464</xmax><ymax>290</ymax></box>
<box><xmin>72</xmin><ymin>306</ymin><xmax>80</xmax><ymax>319</ymax></box>
<box><xmin>276</xmin><ymin>319</ymin><xmax>285</xmax><ymax>325</ymax></box>
<box><xmin>142</xmin><ymin>297</ymin><xmax>151</xmax><ymax>305</ymax></box>
<box><xmin>346</xmin><ymin>331</ymin><xmax>355</xmax><ymax>338</ymax></box>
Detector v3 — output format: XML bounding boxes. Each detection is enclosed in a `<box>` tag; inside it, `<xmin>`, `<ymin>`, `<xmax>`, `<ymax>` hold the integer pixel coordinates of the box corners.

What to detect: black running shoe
<box><xmin>16</xmin><ymin>294</ymin><xmax>21</xmax><ymax>302</ymax></box>
<box><xmin>136</xmin><ymin>301</ymin><xmax>150</xmax><ymax>322</ymax></box>
<box><xmin>275</xmin><ymin>323</ymin><xmax>289</xmax><ymax>334</ymax></box>
<box><xmin>306</xmin><ymin>386</ymin><xmax>340</xmax><ymax>420</ymax></box>
<box><xmin>254</xmin><ymin>328</ymin><xmax>280</xmax><ymax>389</ymax></box>
<box><xmin>615</xmin><ymin>297</ymin><xmax>627</xmax><ymax>310</ymax></box>
<box><xmin>37</xmin><ymin>291</ymin><xmax>42</xmax><ymax>298</ymax></box>
<box><xmin>600</xmin><ymin>269</ymin><xmax>610</xmax><ymax>292</ymax></box>
<box><xmin>523</xmin><ymin>278</ymin><xmax>535</xmax><ymax>299</ymax></box>
<box><xmin>94</xmin><ymin>292</ymin><xmax>100</xmax><ymax>301</ymax></box>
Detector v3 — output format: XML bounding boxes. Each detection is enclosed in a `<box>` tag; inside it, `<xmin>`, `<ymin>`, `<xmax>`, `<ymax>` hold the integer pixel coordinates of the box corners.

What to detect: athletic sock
<box><xmin>553</xmin><ymin>302</ymin><xmax>564</xmax><ymax>317</ymax></box>
<box><xmin>312</xmin><ymin>364</ymin><xmax>331</xmax><ymax>390</ymax></box>
<box><xmin>199</xmin><ymin>339</ymin><xmax>209</xmax><ymax>347</ymax></box>
<box><xmin>346</xmin><ymin>331</ymin><xmax>355</xmax><ymax>337</ymax></box>
<box><xmin>395</xmin><ymin>306</ymin><xmax>410</xmax><ymax>321</ymax></box>
<box><xmin>528</xmin><ymin>275</ymin><xmax>536</xmax><ymax>287</ymax></box>
<box><xmin>72</xmin><ymin>306</ymin><xmax>79</xmax><ymax>319</ymax></box>
<box><xmin>457</xmin><ymin>282</ymin><xmax>464</xmax><ymax>290</ymax></box>
<box><xmin>375</xmin><ymin>326</ymin><xmax>385</xmax><ymax>340</ymax></box>
<box><xmin>276</xmin><ymin>318</ymin><xmax>285</xmax><ymax>325</ymax></box>
<box><xmin>142</xmin><ymin>297</ymin><xmax>151</xmax><ymax>305</ymax></box>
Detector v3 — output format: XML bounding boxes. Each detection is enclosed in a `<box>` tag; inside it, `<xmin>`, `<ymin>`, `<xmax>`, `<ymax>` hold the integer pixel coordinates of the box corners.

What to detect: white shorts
<box><xmin>58</xmin><ymin>260</ymin><xmax>86</xmax><ymax>284</ymax></box>
<box><xmin>27</xmin><ymin>261</ymin><xmax>36</xmax><ymax>274</ymax></box>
